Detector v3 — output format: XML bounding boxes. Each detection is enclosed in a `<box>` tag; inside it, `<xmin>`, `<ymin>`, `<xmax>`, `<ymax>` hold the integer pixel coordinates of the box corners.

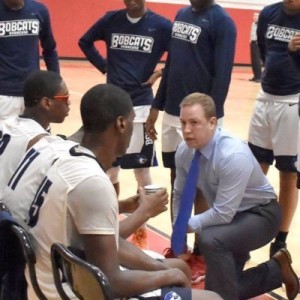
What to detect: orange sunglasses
<box><xmin>52</xmin><ymin>94</ymin><xmax>70</xmax><ymax>102</ymax></box>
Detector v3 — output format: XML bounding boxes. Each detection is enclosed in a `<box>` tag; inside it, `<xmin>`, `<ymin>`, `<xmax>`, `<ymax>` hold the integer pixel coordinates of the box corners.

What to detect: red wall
<box><xmin>41</xmin><ymin>0</ymin><xmax>258</xmax><ymax>65</ymax></box>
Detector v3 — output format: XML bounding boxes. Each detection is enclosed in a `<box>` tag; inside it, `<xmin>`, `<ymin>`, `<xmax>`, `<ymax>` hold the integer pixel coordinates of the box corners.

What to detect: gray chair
<box><xmin>51</xmin><ymin>243</ymin><xmax>113</xmax><ymax>300</ymax></box>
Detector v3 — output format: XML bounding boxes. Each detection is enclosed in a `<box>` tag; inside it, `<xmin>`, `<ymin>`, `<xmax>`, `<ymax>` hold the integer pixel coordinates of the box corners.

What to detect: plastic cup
<box><xmin>144</xmin><ymin>184</ymin><xmax>163</xmax><ymax>195</ymax></box>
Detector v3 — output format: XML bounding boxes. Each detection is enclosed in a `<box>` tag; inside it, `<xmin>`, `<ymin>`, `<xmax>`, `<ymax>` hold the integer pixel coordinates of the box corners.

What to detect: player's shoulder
<box><xmin>146</xmin><ymin>10</ymin><xmax>172</xmax><ymax>25</ymax></box>
<box><xmin>144</xmin><ymin>11</ymin><xmax>172</xmax><ymax>33</ymax></box>
<box><xmin>208</xmin><ymin>4</ymin><xmax>234</xmax><ymax>22</ymax></box>
<box><xmin>29</xmin><ymin>0</ymin><xmax>49</xmax><ymax>13</ymax></box>
<box><xmin>2</xmin><ymin>117</ymin><xmax>45</xmax><ymax>136</ymax></box>
<box><xmin>260</xmin><ymin>2</ymin><xmax>282</xmax><ymax>17</ymax></box>
<box><xmin>102</xmin><ymin>9</ymin><xmax>126</xmax><ymax>21</ymax></box>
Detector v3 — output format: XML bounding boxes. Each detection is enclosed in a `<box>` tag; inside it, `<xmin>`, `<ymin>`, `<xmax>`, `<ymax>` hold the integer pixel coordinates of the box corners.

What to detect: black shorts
<box><xmin>248</xmin><ymin>143</ymin><xmax>297</xmax><ymax>172</ymax></box>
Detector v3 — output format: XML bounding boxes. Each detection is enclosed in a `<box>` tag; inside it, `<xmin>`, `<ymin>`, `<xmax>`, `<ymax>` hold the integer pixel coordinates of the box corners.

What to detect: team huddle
<box><xmin>0</xmin><ymin>0</ymin><xmax>300</xmax><ymax>299</ymax></box>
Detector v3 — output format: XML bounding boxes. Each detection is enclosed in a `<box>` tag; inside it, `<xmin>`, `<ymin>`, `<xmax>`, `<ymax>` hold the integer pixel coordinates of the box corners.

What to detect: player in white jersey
<box><xmin>3</xmin><ymin>135</ymin><xmax>77</xmax><ymax>229</ymax></box>
<box><xmin>27</xmin><ymin>84</ymin><xmax>221</xmax><ymax>300</ymax></box>
<box><xmin>0</xmin><ymin>117</ymin><xmax>48</xmax><ymax>199</ymax></box>
<box><xmin>3</xmin><ymin>132</ymin><xmax>169</xmax><ymax>239</ymax></box>
<box><xmin>0</xmin><ymin>70</ymin><xmax>70</xmax><ymax>199</ymax></box>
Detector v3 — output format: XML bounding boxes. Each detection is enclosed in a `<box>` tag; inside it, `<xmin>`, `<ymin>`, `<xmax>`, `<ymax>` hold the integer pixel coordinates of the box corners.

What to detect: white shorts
<box><xmin>248</xmin><ymin>90</ymin><xmax>298</xmax><ymax>171</ymax></box>
<box><xmin>0</xmin><ymin>95</ymin><xmax>24</xmax><ymax>121</ymax></box>
<box><xmin>117</xmin><ymin>106</ymin><xmax>157</xmax><ymax>169</ymax></box>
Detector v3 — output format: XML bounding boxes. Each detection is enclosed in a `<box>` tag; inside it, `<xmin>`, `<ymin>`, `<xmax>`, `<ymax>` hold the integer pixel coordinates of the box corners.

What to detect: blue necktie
<box><xmin>171</xmin><ymin>149</ymin><xmax>201</xmax><ymax>256</ymax></box>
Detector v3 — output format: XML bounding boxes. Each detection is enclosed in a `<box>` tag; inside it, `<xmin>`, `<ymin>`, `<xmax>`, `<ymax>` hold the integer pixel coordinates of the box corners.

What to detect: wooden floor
<box><xmin>50</xmin><ymin>60</ymin><xmax>300</xmax><ymax>300</ymax></box>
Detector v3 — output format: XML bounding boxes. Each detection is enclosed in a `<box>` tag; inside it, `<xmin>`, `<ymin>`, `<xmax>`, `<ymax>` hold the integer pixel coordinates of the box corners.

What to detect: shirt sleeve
<box><xmin>210</xmin><ymin>15</ymin><xmax>237</xmax><ymax>118</ymax></box>
<box><xmin>188</xmin><ymin>152</ymin><xmax>253</xmax><ymax>232</ymax></box>
<box><xmin>256</xmin><ymin>10</ymin><xmax>267</xmax><ymax>64</ymax></box>
<box><xmin>78</xmin><ymin>15</ymin><xmax>108</xmax><ymax>74</ymax></box>
<box><xmin>39</xmin><ymin>5</ymin><xmax>60</xmax><ymax>73</ymax></box>
<box><xmin>67</xmin><ymin>175</ymin><xmax>118</xmax><ymax>235</ymax></box>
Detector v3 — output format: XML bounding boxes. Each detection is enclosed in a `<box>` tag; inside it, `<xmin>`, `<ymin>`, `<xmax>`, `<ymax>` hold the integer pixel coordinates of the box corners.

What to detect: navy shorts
<box><xmin>132</xmin><ymin>286</ymin><xmax>191</xmax><ymax>299</ymax></box>
<box><xmin>248</xmin><ymin>143</ymin><xmax>297</xmax><ymax>172</ymax></box>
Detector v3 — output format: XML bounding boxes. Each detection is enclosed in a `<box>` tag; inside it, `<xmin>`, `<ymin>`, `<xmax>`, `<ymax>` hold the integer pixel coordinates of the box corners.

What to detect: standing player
<box><xmin>248</xmin><ymin>0</ymin><xmax>300</xmax><ymax>257</ymax></box>
<box><xmin>0</xmin><ymin>0</ymin><xmax>60</xmax><ymax>121</ymax></box>
<box><xmin>0</xmin><ymin>70</ymin><xmax>70</xmax><ymax>200</ymax></box>
<box><xmin>78</xmin><ymin>0</ymin><xmax>172</xmax><ymax>249</ymax></box>
<box><xmin>145</xmin><ymin>0</ymin><xmax>236</xmax><ymax>254</ymax></box>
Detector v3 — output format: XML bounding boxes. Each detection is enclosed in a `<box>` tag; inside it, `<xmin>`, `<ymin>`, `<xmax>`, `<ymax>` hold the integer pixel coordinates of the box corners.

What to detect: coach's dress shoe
<box><xmin>272</xmin><ymin>248</ymin><xmax>299</xmax><ymax>300</ymax></box>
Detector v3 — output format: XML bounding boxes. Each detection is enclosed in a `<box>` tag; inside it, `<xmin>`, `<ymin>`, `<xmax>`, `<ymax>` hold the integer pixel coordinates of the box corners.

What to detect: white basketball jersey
<box><xmin>0</xmin><ymin>116</ymin><xmax>48</xmax><ymax>199</ymax></box>
<box><xmin>28</xmin><ymin>145</ymin><xmax>118</xmax><ymax>299</ymax></box>
<box><xmin>3</xmin><ymin>135</ymin><xmax>78</xmax><ymax>229</ymax></box>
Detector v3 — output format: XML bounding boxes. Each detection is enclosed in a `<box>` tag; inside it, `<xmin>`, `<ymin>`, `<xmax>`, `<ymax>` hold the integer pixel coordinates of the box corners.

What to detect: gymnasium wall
<box><xmin>41</xmin><ymin>0</ymin><xmax>263</xmax><ymax>65</ymax></box>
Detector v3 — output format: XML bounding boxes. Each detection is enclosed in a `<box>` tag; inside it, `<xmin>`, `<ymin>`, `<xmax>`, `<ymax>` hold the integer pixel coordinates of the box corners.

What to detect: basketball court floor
<box><xmin>49</xmin><ymin>60</ymin><xmax>300</xmax><ymax>300</ymax></box>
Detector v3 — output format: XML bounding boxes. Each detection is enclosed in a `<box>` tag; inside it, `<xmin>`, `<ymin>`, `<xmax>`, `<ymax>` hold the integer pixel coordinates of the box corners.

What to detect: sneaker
<box><xmin>130</xmin><ymin>227</ymin><xmax>148</xmax><ymax>250</ymax></box>
<box><xmin>270</xmin><ymin>241</ymin><xmax>287</xmax><ymax>258</ymax></box>
<box><xmin>163</xmin><ymin>245</ymin><xmax>190</xmax><ymax>258</ymax></box>
<box><xmin>163</xmin><ymin>247</ymin><xmax>176</xmax><ymax>258</ymax></box>
<box><xmin>191</xmin><ymin>271</ymin><xmax>206</xmax><ymax>285</ymax></box>
<box><xmin>186</xmin><ymin>254</ymin><xmax>206</xmax><ymax>285</ymax></box>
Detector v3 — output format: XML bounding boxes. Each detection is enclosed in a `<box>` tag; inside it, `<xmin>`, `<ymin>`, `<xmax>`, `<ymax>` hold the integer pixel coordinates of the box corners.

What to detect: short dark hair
<box><xmin>23</xmin><ymin>70</ymin><xmax>63</xmax><ymax>107</ymax></box>
<box><xmin>80</xmin><ymin>84</ymin><xmax>133</xmax><ymax>133</ymax></box>
<box><xmin>180</xmin><ymin>93</ymin><xmax>216</xmax><ymax>120</ymax></box>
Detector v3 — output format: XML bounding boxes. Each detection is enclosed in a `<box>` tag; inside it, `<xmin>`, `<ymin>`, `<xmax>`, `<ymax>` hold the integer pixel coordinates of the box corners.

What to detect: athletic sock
<box><xmin>275</xmin><ymin>231</ymin><xmax>288</xmax><ymax>244</ymax></box>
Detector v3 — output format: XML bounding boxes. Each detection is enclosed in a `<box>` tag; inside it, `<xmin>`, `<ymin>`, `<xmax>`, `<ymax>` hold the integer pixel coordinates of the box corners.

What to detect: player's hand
<box><xmin>166</xmin><ymin>268</ymin><xmax>191</xmax><ymax>288</ymax></box>
<box><xmin>288</xmin><ymin>33</ymin><xmax>300</xmax><ymax>52</ymax></box>
<box><xmin>137</xmin><ymin>187</ymin><xmax>168</xmax><ymax>219</ymax></box>
<box><xmin>142</xmin><ymin>69</ymin><xmax>162</xmax><ymax>87</ymax></box>
<box><xmin>145</xmin><ymin>108</ymin><xmax>159</xmax><ymax>141</ymax></box>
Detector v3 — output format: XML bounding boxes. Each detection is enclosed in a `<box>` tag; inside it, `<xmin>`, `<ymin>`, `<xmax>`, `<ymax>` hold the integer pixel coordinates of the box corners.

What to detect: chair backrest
<box><xmin>0</xmin><ymin>201</ymin><xmax>22</xmax><ymax>277</ymax></box>
<box><xmin>0</xmin><ymin>202</ymin><xmax>18</xmax><ymax>279</ymax></box>
<box><xmin>0</xmin><ymin>201</ymin><xmax>47</xmax><ymax>300</ymax></box>
<box><xmin>10</xmin><ymin>224</ymin><xmax>47</xmax><ymax>300</ymax></box>
<box><xmin>51</xmin><ymin>243</ymin><xmax>113</xmax><ymax>300</ymax></box>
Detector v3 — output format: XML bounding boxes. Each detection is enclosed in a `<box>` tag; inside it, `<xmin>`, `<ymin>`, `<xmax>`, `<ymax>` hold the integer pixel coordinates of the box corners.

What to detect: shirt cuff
<box><xmin>188</xmin><ymin>215</ymin><xmax>202</xmax><ymax>232</ymax></box>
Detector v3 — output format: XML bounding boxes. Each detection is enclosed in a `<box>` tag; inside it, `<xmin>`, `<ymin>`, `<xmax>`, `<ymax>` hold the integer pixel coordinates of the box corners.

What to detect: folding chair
<box><xmin>10</xmin><ymin>224</ymin><xmax>47</xmax><ymax>300</ymax></box>
<box><xmin>51</xmin><ymin>243</ymin><xmax>113</xmax><ymax>300</ymax></box>
<box><xmin>0</xmin><ymin>203</ymin><xmax>27</xmax><ymax>300</ymax></box>
<box><xmin>0</xmin><ymin>201</ymin><xmax>47</xmax><ymax>300</ymax></box>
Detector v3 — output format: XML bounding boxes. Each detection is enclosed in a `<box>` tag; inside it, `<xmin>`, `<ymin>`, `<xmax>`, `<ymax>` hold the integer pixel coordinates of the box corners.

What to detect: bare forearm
<box><xmin>118</xmin><ymin>195</ymin><xmax>139</xmax><ymax>214</ymax></box>
<box><xmin>110</xmin><ymin>269</ymin><xmax>187</xmax><ymax>299</ymax></box>
<box><xmin>119</xmin><ymin>238</ymin><xmax>166</xmax><ymax>270</ymax></box>
<box><xmin>119</xmin><ymin>212</ymin><xmax>149</xmax><ymax>239</ymax></box>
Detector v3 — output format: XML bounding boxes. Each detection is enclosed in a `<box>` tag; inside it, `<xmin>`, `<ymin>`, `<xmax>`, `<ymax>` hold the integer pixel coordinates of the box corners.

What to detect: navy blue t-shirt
<box><xmin>152</xmin><ymin>4</ymin><xmax>236</xmax><ymax>118</ymax></box>
<box><xmin>257</xmin><ymin>2</ymin><xmax>300</xmax><ymax>95</ymax></box>
<box><xmin>79</xmin><ymin>9</ymin><xmax>172</xmax><ymax>107</ymax></box>
<box><xmin>0</xmin><ymin>0</ymin><xmax>59</xmax><ymax>96</ymax></box>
